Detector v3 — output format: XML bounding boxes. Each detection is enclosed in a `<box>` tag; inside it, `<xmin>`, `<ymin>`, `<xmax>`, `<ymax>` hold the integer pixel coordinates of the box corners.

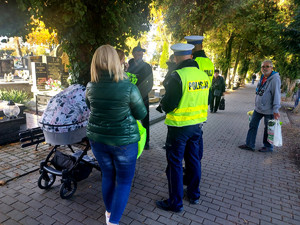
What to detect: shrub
<box><xmin>0</xmin><ymin>89</ymin><xmax>30</xmax><ymax>104</ymax></box>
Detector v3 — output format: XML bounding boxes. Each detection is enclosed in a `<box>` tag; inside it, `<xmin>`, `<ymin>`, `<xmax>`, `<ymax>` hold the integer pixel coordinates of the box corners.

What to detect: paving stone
<box><xmin>0</xmin><ymin>84</ymin><xmax>300</xmax><ymax>225</ymax></box>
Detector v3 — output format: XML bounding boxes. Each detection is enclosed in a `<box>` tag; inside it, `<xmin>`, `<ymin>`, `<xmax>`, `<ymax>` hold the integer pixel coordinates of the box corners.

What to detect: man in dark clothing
<box><xmin>210</xmin><ymin>70</ymin><xmax>225</xmax><ymax>113</ymax></box>
<box><xmin>127</xmin><ymin>44</ymin><xmax>153</xmax><ymax>149</ymax></box>
<box><xmin>252</xmin><ymin>73</ymin><xmax>257</xmax><ymax>84</ymax></box>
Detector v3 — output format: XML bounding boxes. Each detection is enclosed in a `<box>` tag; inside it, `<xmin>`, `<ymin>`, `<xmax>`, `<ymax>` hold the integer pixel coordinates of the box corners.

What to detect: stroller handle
<box><xmin>39</xmin><ymin>121</ymin><xmax>87</xmax><ymax>127</ymax></box>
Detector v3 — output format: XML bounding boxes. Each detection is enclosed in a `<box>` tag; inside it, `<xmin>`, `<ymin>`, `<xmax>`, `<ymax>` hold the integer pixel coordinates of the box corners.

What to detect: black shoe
<box><xmin>162</xmin><ymin>145</ymin><xmax>166</xmax><ymax>149</ymax></box>
<box><xmin>189</xmin><ymin>198</ymin><xmax>200</xmax><ymax>205</ymax></box>
<box><xmin>258</xmin><ymin>147</ymin><xmax>273</xmax><ymax>152</ymax></box>
<box><xmin>210</xmin><ymin>110</ymin><xmax>213</xmax><ymax>113</ymax></box>
<box><xmin>156</xmin><ymin>200</ymin><xmax>183</xmax><ymax>213</ymax></box>
<box><xmin>238</xmin><ymin>144</ymin><xmax>255</xmax><ymax>152</ymax></box>
<box><xmin>184</xmin><ymin>189</ymin><xmax>200</xmax><ymax>205</ymax></box>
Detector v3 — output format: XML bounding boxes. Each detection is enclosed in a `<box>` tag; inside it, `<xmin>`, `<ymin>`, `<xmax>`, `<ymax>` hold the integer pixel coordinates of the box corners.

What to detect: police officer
<box><xmin>184</xmin><ymin>35</ymin><xmax>214</xmax><ymax>83</ymax></box>
<box><xmin>156</xmin><ymin>43</ymin><xmax>210</xmax><ymax>212</ymax></box>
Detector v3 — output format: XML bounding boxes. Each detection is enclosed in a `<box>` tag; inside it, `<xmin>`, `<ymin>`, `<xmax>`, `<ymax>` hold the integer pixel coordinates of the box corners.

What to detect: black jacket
<box><xmin>211</xmin><ymin>76</ymin><xmax>225</xmax><ymax>93</ymax></box>
<box><xmin>127</xmin><ymin>59</ymin><xmax>153</xmax><ymax>100</ymax></box>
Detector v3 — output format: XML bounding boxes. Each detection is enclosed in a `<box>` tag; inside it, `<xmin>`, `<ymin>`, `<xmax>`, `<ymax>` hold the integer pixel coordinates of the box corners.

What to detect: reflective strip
<box><xmin>174</xmin><ymin>105</ymin><xmax>208</xmax><ymax>113</ymax></box>
<box><xmin>166</xmin><ymin>112</ymin><xmax>207</xmax><ymax>122</ymax></box>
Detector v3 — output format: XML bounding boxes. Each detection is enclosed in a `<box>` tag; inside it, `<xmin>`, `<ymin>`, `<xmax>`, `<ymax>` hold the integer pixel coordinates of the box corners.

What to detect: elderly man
<box><xmin>239</xmin><ymin>60</ymin><xmax>281</xmax><ymax>152</ymax></box>
<box><xmin>156</xmin><ymin>43</ymin><xmax>210</xmax><ymax>212</ymax></box>
<box><xmin>127</xmin><ymin>44</ymin><xmax>153</xmax><ymax>149</ymax></box>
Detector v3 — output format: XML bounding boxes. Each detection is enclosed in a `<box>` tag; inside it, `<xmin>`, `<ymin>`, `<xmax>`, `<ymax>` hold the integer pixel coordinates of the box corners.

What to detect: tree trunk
<box><xmin>224</xmin><ymin>33</ymin><xmax>234</xmax><ymax>88</ymax></box>
<box><xmin>14</xmin><ymin>37</ymin><xmax>22</xmax><ymax>57</ymax></box>
<box><xmin>230</xmin><ymin>40</ymin><xmax>243</xmax><ymax>88</ymax></box>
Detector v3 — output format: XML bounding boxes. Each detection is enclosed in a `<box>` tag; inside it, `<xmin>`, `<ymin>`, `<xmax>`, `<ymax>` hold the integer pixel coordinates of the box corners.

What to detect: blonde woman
<box><xmin>86</xmin><ymin>45</ymin><xmax>147</xmax><ymax>225</ymax></box>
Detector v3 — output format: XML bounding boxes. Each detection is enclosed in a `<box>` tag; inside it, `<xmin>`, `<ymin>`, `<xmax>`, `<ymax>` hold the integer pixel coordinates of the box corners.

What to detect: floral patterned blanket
<box><xmin>40</xmin><ymin>84</ymin><xmax>90</xmax><ymax>133</ymax></box>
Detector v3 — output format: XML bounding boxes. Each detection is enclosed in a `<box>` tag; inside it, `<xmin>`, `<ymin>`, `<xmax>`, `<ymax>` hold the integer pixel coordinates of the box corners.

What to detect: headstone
<box><xmin>31</xmin><ymin>62</ymin><xmax>47</xmax><ymax>91</ymax></box>
<box><xmin>43</xmin><ymin>56</ymin><xmax>63</xmax><ymax>81</ymax></box>
<box><xmin>26</xmin><ymin>56</ymin><xmax>43</xmax><ymax>76</ymax></box>
<box><xmin>0</xmin><ymin>59</ymin><xmax>14</xmax><ymax>76</ymax></box>
<box><xmin>61</xmin><ymin>72</ymin><xmax>69</xmax><ymax>87</ymax></box>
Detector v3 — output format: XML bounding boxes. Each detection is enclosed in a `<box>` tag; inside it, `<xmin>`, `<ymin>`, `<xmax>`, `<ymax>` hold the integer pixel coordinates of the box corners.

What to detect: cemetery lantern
<box><xmin>3</xmin><ymin>100</ymin><xmax>20</xmax><ymax>119</ymax></box>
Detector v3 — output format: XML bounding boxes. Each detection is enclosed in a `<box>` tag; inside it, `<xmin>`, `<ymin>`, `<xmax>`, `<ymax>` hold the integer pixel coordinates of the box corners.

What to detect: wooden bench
<box><xmin>19</xmin><ymin>127</ymin><xmax>45</xmax><ymax>151</ymax></box>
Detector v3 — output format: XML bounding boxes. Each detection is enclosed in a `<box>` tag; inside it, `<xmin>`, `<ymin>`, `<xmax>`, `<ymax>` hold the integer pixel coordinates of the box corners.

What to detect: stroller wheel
<box><xmin>60</xmin><ymin>178</ymin><xmax>77</xmax><ymax>199</ymax></box>
<box><xmin>38</xmin><ymin>172</ymin><xmax>56</xmax><ymax>189</ymax></box>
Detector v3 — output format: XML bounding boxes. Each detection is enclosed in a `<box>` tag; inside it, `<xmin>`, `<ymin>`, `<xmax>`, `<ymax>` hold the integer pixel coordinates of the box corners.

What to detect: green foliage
<box><xmin>238</xmin><ymin>58</ymin><xmax>250</xmax><ymax>79</ymax></box>
<box><xmin>157</xmin><ymin>0</ymin><xmax>237</xmax><ymax>40</ymax></box>
<box><xmin>0</xmin><ymin>0</ymin><xmax>32</xmax><ymax>38</ymax></box>
<box><xmin>159</xmin><ymin>41</ymin><xmax>169</xmax><ymax>69</ymax></box>
<box><xmin>0</xmin><ymin>89</ymin><xmax>30</xmax><ymax>104</ymax></box>
<box><xmin>17</xmin><ymin>0</ymin><xmax>152</xmax><ymax>85</ymax></box>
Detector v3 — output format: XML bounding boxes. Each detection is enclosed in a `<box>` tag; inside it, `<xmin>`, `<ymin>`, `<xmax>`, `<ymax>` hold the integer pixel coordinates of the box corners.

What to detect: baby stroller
<box><xmin>38</xmin><ymin>84</ymin><xmax>100</xmax><ymax>199</ymax></box>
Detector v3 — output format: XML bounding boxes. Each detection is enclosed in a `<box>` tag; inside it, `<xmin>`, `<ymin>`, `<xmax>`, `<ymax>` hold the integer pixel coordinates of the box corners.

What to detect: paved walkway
<box><xmin>1</xmin><ymin>83</ymin><xmax>300</xmax><ymax>225</ymax></box>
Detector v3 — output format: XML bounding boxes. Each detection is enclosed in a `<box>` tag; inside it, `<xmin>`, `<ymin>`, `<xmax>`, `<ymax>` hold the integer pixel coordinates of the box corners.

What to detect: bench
<box><xmin>19</xmin><ymin>127</ymin><xmax>45</xmax><ymax>151</ymax></box>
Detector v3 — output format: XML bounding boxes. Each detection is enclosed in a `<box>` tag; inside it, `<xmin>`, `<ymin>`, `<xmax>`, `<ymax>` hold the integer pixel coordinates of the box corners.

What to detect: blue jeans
<box><xmin>165</xmin><ymin>124</ymin><xmax>202</xmax><ymax>210</ymax></box>
<box><xmin>246</xmin><ymin>110</ymin><xmax>274</xmax><ymax>150</ymax></box>
<box><xmin>90</xmin><ymin>140</ymin><xmax>138</xmax><ymax>224</ymax></box>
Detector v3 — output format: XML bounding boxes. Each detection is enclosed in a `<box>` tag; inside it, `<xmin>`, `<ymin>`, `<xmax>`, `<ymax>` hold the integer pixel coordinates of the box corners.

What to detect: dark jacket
<box><xmin>160</xmin><ymin>59</ymin><xmax>199</xmax><ymax>113</ymax></box>
<box><xmin>127</xmin><ymin>58</ymin><xmax>153</xmax><ymax>100</ymax></box>
<box><xmin>86</xmin><ymin>72</ymin><xmax>147</xmax><ymax>146</ymax></box>
<box><xmin>211</xmin><ymin>76</ymin><xmax>225</xmax><ymax>93</ymax></box>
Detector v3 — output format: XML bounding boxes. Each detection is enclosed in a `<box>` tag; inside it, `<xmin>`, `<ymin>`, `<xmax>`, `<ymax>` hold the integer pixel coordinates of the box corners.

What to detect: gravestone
<box><xmin>0</xmin><ymin>59</ymin><xmax>14</xmax><ymax>76</ymax></box>
<box><xmin>31</xmin><ymin>62</ymin><xmax>47</xmax><ymax>91</ymax></box>
<box><xmin>43</xmin><ymin>56</ymin><xmax>63</xmax><ymax>81</ymax></box>
<box><xmin>26</xmin><ymin>56</ymin><xmax>43</xmax><ymax>76</ymax></box>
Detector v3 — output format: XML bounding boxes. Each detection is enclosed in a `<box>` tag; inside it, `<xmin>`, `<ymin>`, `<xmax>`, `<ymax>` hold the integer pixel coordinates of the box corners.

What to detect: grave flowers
<box><xmin>45</xmin><ymin>78</ymin><xmax>62</xmax><ymax>91</ymax></box>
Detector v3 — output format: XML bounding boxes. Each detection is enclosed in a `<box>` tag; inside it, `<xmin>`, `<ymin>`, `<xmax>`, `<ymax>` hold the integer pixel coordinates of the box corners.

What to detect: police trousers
<box><xmin>165</xmin><ymin>124</ymin><xmax>203</xmax><ymax>209</ymax></box>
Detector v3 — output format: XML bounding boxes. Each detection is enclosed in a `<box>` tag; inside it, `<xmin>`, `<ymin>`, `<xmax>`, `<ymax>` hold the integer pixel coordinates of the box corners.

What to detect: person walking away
<box><xmin>210</xmin><ymin>69</ymin><xmax>225</xmax><ymax>113</ymax></box>
<box><xmin>86</xmin><ymin>45</ymin><xmax>147</xmax><ymax>225</ymax></box>
<box><xmin>156</xmin><ymin>43</ymin><xmax>210</xmax><ymax>212</ymax></box>
<box><xmin>239</xmin><ymin>60</ymin><xmax>281</xmax><ymax>152</ymax></box>
<box><xmin>252</xmin><ymin>73</ymin><xmax>257</xmax><ymax>84</ymax></box>
<box><xmin>127</xmin><ymin>44</ymin><xmax>153</xmax><ymax>149</ymax></box>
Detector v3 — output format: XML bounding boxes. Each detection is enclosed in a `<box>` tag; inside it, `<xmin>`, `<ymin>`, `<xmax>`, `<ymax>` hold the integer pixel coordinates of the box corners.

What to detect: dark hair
<box><xmin>215</xmin><ymin>69</ymin><xmax>220</xmax><ymax>73</ymax></box>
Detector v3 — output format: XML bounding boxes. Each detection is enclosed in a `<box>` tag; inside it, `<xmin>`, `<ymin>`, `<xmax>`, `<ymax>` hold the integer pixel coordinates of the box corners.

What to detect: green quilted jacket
<box><xmin>85</xmin><ymin>72</ymin><xmax>147</xmax><ymax>146</ymax></box>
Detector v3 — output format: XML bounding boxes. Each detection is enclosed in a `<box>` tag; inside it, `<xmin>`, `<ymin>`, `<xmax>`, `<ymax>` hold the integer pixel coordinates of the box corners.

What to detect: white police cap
<box><xmin>184</xmin><ymin>35</ymin><xmax>204</xmax><ymax>45</ymax></box>
<box><xmin>171</xmin><ymin>43</ymin><xmax>194</xmax><ymax>56</ymax></box>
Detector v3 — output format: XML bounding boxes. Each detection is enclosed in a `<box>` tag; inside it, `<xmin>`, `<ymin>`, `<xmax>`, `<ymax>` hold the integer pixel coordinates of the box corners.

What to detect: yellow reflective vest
<box><xmin>165</xmin><ymin>67</ymin><xmax>210</xmax><ymax>127</ymax></box>
<box><xmin>195</xmin><ymin>57</ymin><xmax>214</xmax><ymax>83</ymax></box>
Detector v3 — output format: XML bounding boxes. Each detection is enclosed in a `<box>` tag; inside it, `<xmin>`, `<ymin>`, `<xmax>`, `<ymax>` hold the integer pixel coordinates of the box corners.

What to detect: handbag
<box><xmin>137</xmin><ymin>121</ymin><xmax>147</xmax><ymax>159</ymax></box>
<box><xmin>219</xmin><ymin>97</ymin><xmax>225</xmax><ymax>110</ymax></box>
<box><xmin>267</xmin><ymin>120</ymin><xmax>282</xmax><ymax>147</ymax></box>
<box><xmin>213</xmin><ymin>89</ymin><xmax>222</xmax><ymax>97</ymax></box>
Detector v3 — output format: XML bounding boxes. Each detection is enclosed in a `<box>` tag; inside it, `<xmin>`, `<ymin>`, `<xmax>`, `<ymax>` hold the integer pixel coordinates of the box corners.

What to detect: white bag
<box><xmin>267</xmin><ymin>120</ymin><xmax>282</xmax><ymax>147</ymax></box>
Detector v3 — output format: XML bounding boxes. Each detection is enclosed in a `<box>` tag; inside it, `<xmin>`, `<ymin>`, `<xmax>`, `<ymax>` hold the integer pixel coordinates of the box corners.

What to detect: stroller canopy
<box><xmin>40</xmin><ymin>84</ymin><xmax>90</xmax><ymax>133</ymax></box>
